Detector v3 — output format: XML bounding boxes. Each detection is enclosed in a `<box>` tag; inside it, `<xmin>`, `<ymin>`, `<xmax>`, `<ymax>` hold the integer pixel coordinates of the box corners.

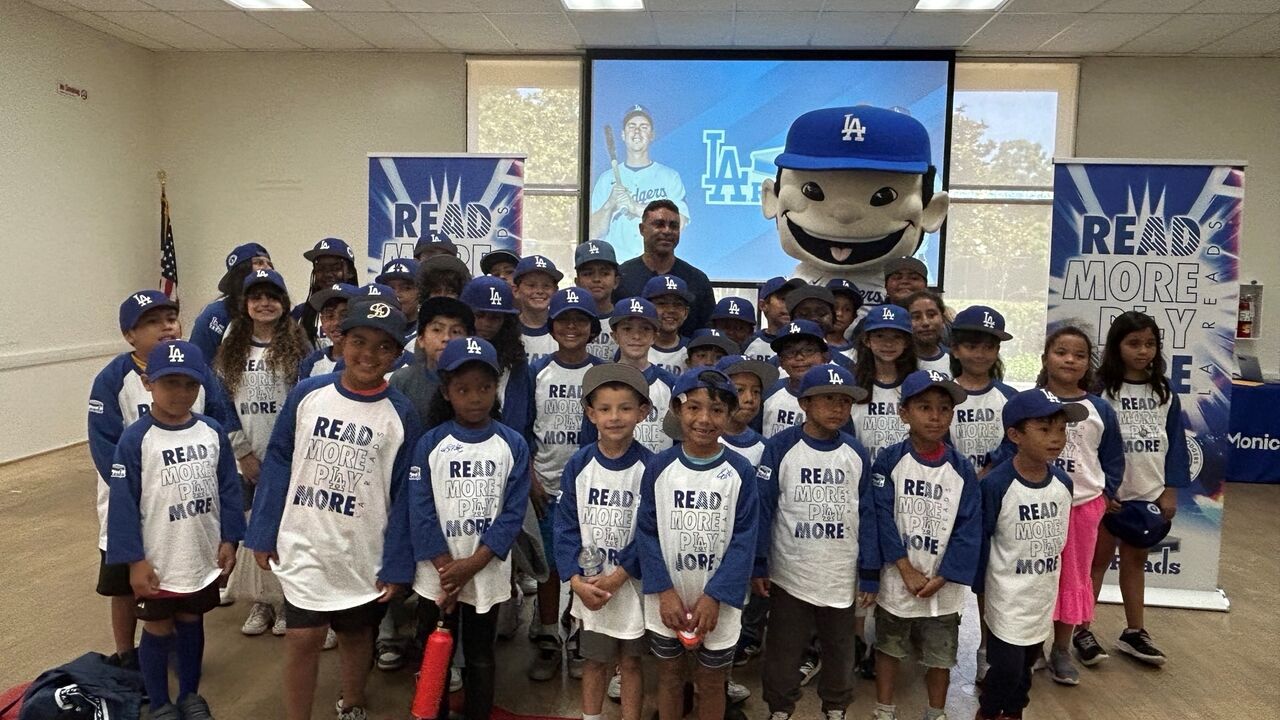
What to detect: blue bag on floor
<box><xmin>19</xmin><ymin>652</ymin><xmax>143</xmax><ymax>720</ymax></box>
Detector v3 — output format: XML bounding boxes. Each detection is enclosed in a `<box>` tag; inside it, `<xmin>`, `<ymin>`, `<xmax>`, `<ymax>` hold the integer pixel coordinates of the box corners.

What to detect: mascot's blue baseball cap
<box><xmin>775</xmin><ymin>105</ymin><xmax>932</xmax><ymax>174</ymax></box>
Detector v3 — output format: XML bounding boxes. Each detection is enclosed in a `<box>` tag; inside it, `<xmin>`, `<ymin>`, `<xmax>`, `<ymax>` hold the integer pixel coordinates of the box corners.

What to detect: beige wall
<box><xmin>1076</xmin><ymin>56</ymin><xmax>1280</xmax><ymax>373</ymax></box>
<box><xmin>0</xmin><ymin>2</ymin><xmax>157</xmax><ymax>463</ymax></box>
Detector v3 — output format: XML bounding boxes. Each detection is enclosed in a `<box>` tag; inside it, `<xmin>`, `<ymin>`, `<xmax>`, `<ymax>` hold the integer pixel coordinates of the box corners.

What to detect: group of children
<box><xmin>89</xmin><ymin>215</ymin><xmax>1191</xmax><ymax>720</ymax></box>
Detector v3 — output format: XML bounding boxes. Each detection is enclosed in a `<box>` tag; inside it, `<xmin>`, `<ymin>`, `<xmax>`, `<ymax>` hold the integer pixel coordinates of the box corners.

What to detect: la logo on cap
<box><xmin>928</xmin><ymin>370</ymin><xmax>946</xmax><ymax>382</ymax></box>
<box><xmin>368</xmin><ymin>286</ymin><xmax>381</xmax><ymax>295</ymax></box>
<box><xmin>728</xmin><ymin>300</ymin><xmax>740</xmax><ymax>315</ymax></box>
<box><xmin>589</xmin><ymin>243</ymin><xmax>600</xmax><ymax>254</ymax></box>
<box><xmin>320</xmin><ymin>240</ymin><xmax>330</xmax><ymax>249</ymax></box>
<box><xmin>665</xmin><ymin>276</ymin><xmax>677</xmax><ymax>290</ymax></box>
<box><xmin>466</xmin><ymin>338</ymin><xmax>482</xmax><ymax>355</ymax></box>
<box><xmin>841</xmin><ymin>114</ymin><xmax>867</xmax><ymax>142</ymax></box>
<box><xmin>134</xmin><ymin>293</ymin><xmax>153</xmax><ymax>307</ymax></box>
<box><xmin>827</xmin><ymin>368</ymin><xmax>843</xmax><ymax>384</ymax></box>
<box><xmin>1038</xmin><ymin>388</ymin><xmax>1061</xmax><ymax>403</ymax></box>
<box><xmin>331</xmin><ymin>284</ymin><xmax>342</xmax><ymax>290</ymax></box>
<box><xmin>789</xmin><ymin>322</ymin><xmax>800</xmax><ymax>334</ymax></box>
<box><xmin>565</xmin><ymin>289</ymin><xmax>580</xmax><ymax>304</ymax></box>
<box><xmin>368</xmin><ymin>302</ymin><xmax>392</xmax><ymax>318</ymax></box>
<box><xmin>168</xmin><ymin>344</ymin><xmax>185</xmax><ymax>363</ymax></box>
<box><xmin>535</xmin><ymin>256</ymin><xmax>547</xmax><ymax>268</ymax></box>
<box><xmin>489</xmin><ymin>287</ymin><xmax>503</xmax><ymax>306</ymax></box>
<box><xmin>256</xmin><ymin>270</ymin><xmax>270</xmax><ymax>278</ymax></box>
<box><xmin>629</xmin><ymin>298</ymin><xmax>644</xmax><ymax>313</ymax></box>
<box><xmin>881</xmin><ymin>307</ymin><xmax>895</xmax><ymax>319</ymax></box>
<box><xmin>983</xmin><ymin>311</ymin><xmax>997</xmax><ymax>329</ymax></box>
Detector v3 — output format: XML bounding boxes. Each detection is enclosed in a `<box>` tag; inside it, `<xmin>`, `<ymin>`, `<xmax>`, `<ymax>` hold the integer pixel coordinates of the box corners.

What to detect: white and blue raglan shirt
<box><xmin>761</xmin><ymin>380</ymin><xmax>805</xmax><ymax>439</ymax></box>
<box><xmin>189</xmin><ymin>298</ymin><xmax>230</xmax><ymax>361</ymax></box>
<box><xmin>950</xmin><ymin>381</ymin><xmax>1018</xmax><ymax>472</ymax></box>
<box><xmin>850</xmin><ymin>380</ymin><xmax>909</xmax><ymax>462</ymax></box>
<box><xmin>829</xmin><ymin>341</ymin><xmax>859</xmax><ymax>363</ymax></box>
<box><xmin>589</xmin><ymin>162</ymin><xmax>689</xmax><ymax>260</ymax></box>
<box><xmin>649</xmin><ymin>339</ymin><xmax>688</xmax><ymax>377</ymax></box>
<box><xmin>88</xmin><ymin>352</ymin><xmax>239</xmax><ymax>551</ymax></box>
<box><xmin>586</xmin><ymin>321</ymin><xmax>619</xmax><ymax>364</ymax></box>
<box><xmin>975</xmin><ymin>461</ymin><xmax>1074</xmax><ymax>646</ymax></box>
<box><xmin>721</xmin><ymin>427</ymin><xmax>767</xmax><ymax>467</ymax></box>
<box><xmin>227</xmin><ymin>341</ymin><xmax>294</xmax><ymax>460</ymax></box>
<box><xmin>871</xmin><ymin>440</ymin><xmax>982</xmax><ymax>619</ymax></box>
<box><xmin>244</xmin><ymin>375</ymin><xmax>421</xmax><ymax>611</ymax></box>
<box><xmin>532</xmin><ymin>354</ymin><xmax>607</xmax><ymax>495</ymax></box>
<box><xmin>107</xmin><ymin>414</ymin><xmax>245</xmax><ymax>593</ymax></box>
<box><xmin>522</xmin><ymin>324</ymin><xmax>559</xmax><ymax>367</ymax></box>
<box><xmin>755</xmin><ymin>426</ymin><xmax>878</xmax><ymax>608</ymax></box>
<box><xmin>916</xmin><ymin>348</ymin><xmax>952</xmax><ymax>375</ymax></box>
<box><xmin>1106</xmin><ymin>381</ymin><xmax>1191</xmax><ymax>503</ymax></box>
<box><xmin>555</xmin><ymin>442</ymin><xmax>652</xmax><ymax>639</ymax></box>
<box><xmin>743</xmin><ymin>331</ymin><xmax>778</xmax><ymax>363</ymax></box>
<box><xmin>636</xmin><ymin>447</ymin><xmax>759</xmax><ymax>651</ymax></box>
<box><xmin>993</xmin><ymin>392</ymin><xmax>1125</xmax><ymax>506</ymax></box>
<box><xmin>409</xmin><ymin>420</ymin><xmax>530</xmax><ymax>613</ymax></box>
<box><xmin>579</xmin><ymin>364</ymin><xmax>676</xmax><ymax>454</ymax></box>
<box><xmin>299</xmin><ymin>347</ymin><xmax>339</xmax><ymax>379</ymax></box>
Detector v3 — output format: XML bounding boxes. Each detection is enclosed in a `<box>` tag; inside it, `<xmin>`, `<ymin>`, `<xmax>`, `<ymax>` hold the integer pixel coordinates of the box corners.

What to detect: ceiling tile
<box><xmin>809</xmin><ymin>12</ymin><xmax>904</xmax><ymax>47</ymax></box>
<box><xmin>468</xmin><ymin>0</ymin><xmax>564</xmax><ymax>11</ymax></box>
<box><xmin>1188</xmin><ymin>0</ymin><xmax>1280</xmax><ymax>12</ymax></box>
<box><xmin>650</xmin><ymin>10</ymin><xmax>733</xmax><ymax>46</ymax></box>
<box><xmin>734</xmin><ymin>0</ymin><xmax>823</xmax><ymax>9</ymax></box>
<box><xmin>386</xmin><ymin>0</ymin><xmax>475</xmax><ymax>10</ymax></box>
<box><xmin>886</xmin><ymin>10</ymin><xmax>993</xmax><ymax>47</ymax></box>
<box><xmin>733</xmin><ymin>11</ymin><xmax>819</xmax><ymax>47</ymax></box>
<box><xmin>62</xmin><ymin>9</ymin><xmax>172</xmax><ymax>47</ymax></box>
<box><xmin>252</xmin><ymin>10</ymin><xmax>373</xmax><ymax>48</ymax></box>
<box><xmin>1038</xmin><ymin>12</ymin><xmax>1172</xmax><ymax>52</ymax></box>
<box><xmin>140</xmin><ymin>0</ymin><xmax>231</xmax><ymax>10</ymax></box>
<box><xmin>1001</xmin><ymin>0</ymin><xmax>1105</xmax><ymax>11</ymax></box>
<box><xmin>409</xmin><ymin>12</ymin><xmax>512</xmax><ymax>51</ymax></box>
<box><xmin>1194</xmin><ymin>12</ymin><xmax>1280</xmax><ymax>54</ymax></box>
<box><xmin>644</xmin><ymin>0</ymin><xmax>733</xmax><ymax>9</ymax></box>
<box><xmin>1092</xmin><ymin>0</ymin><xmax>1198</xmax><ymax>12</ymax></box>
<box><xmin>23</xmin><ymin>0</ymin><xmax>87</xmax><ymax>12</ymax></box>
<box><xmin>305</xmin><ymin>0</ymin><xmax>395</xmax><ymax>10</ymax></box>
<box><xmin>1116</xmin><ymin>13</ymin><xmax>1259</xmax><ymax>54</ymax></box>
<box><xmin>484</xmin><ymin>12</ymin><xmax>579</xmax><ymax>50</ymax></box>
<box><xmin>64</xmin><ymin>0</ymin><xmax>154</xmax><ymax>10</ymax></box>
<box><xmin>823</xmin><ymin>0</ymin><xmax>917</xmax><ymax>9</ymax></box>
<box><xmin>965</xmin><ymin>12</ymin><xmax>1077</xmax><ymax>51</ymax></box>
<box><xmin>328</xmin><ymin>11</ymin><xmax>442</xmax><ymax>49</ymax></box>
<box><xmin>569</xmin><ymin>10</ymin><xmax>657</xmax><ymax>47</ymax></box>
<box><xmin>93</xmin><ymin>10</ymin><xmax>238</xmax><ymax>48</ymax></box>
<box><xmin>173</xmin><ymin>10</ymin><xmax>305</xmax><ymax>48</ymax></box>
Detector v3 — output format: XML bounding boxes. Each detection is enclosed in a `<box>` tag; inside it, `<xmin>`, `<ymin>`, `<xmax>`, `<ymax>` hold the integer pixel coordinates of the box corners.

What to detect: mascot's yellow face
<box><xmin>762</xmin><ymin>168</ymin><xmax>949</xmax><ymax>272</ymax></box>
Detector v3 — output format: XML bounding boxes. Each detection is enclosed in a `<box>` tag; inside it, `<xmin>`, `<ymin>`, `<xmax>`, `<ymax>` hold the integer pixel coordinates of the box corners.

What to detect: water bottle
<box><xmin>577</xmin><ymin>544</ymin><xmax>606</xmax><ymax>577</ymax></box>
<box><xmin>678</xmin><ymin>612</ymin><xmax>702</xmax><ymax>649</ymax></box>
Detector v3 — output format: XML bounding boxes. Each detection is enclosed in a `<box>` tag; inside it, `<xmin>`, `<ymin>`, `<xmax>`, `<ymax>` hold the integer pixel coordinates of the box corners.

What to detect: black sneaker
<box><xmin>177</xmin><ymin>693</ymin><xmax>215</xmax><ymax>720</ymax></box>
<box><xmin>1072</xmin><ymin>628</ymin><xmax>1109</xmax><ymax>666</ymax></box>
<box><xmin>1116</xmin><ymin>629</ymin><xmax>1166</xmax><ymax>667</ymax></box>
<box><xmin>855</xmin><ymin>636</ymin><xmax>876</xmax><ymax>680</ymax></box>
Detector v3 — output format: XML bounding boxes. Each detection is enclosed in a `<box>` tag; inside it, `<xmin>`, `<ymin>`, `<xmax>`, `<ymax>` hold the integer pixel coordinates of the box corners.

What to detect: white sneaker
<box><xmin>871</xmin><ymin>709</ymin><xmax>897</xmax><ymax>720</ymax></box>
<box><xmin>768</xmin><ymin>712</ymin><xmax>791</xmax><ymax>720</ymax></box>
<box><xmin>271</xmin><ymin>605</ymin><xmax>287</xmax><ymax>636</ymax></box>
<box><xmin>798</xmin><ymin>657</ymin><xmax>821</xmax><ymax>686</ymax></box>
<box><xmin>218</xmin><ymin>586</ymin><xmax>234</xmax><ymax>607</ymax></box>
<box><xmin>922</xmin><ymin>713</ymin><xmax>947</xmax><ymax>720</ymax></box>
<box><xmin>607</xmin><ymin>670</ymin><xmax>622</xmax><ymax>701</ymax></box>
<box><xmin>518</xmin><ymin>574</ymin><xmax>538</xmax><ymax>596</ymax></box>
<box><xmin>975</xmin><ymin>647</ymin><xmax>989</xmax><ymax>684</ymax></box>
<box><xmin>322</xmin><ymin>628</ymin><xmax>338</xmax><ymax>650</ymax></box>
<box><xmin>449</xmin><ymin>666</ymin><xmax>463</xmax><ymax>693</ymax></box>
<box><xmin>726</xmin><ymin>680</ymin><xmax>750</xmax><ymax>704</ymax></box>
<box><xmin>825</xmin><ymin>711</ymin><xmax>846</xmax><ymax>720</ymax></box>
<box><xmin>241</xmin><ymin>602</ymin><xmax>273</xmax><ymax>636</ymax></box>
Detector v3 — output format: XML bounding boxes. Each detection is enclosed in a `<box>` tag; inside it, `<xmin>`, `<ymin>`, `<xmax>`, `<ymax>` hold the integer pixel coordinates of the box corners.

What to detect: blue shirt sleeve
<box><xmin>380</xmin><ymin>402</ymin><xmax>423</xmax><ymax>585</ymax></box>
<box><xmin>106</xmin><ymin>422</ymin><xmax>148</xmax><ymax>565</ymax></box>
<box><xmin>852</xmin><ymin>437</ymin><xmax>880</xmax><ymax>592</ymax></box>
<box><xmin>703</xmin><ymin>455</ymin><xmax>759</xmax><ymax>609</ymax></box>
<box><xmin>408</xmin><ymin>431</ymin><xmax>450</xmax><ymax>562</ymax></box>
<box><xmin>479</xmin><ymin>427</ymin><xmax>531</xmax><ymax>560</ymax></box>
<box><xmin>202</xmin><ymin>371</ymin><xmax>241</xmax><ymax>433</ymax></box>
<box><xmin>871</xmin><ymin>443</ymin><xmax>908</xmax><ymax>566</ymax></box>
<box><xmin>974</xmin><ymin>463</ymin><xmax>1014</xmax><ymax>595</ymax></box>
<box><xmin>753</xmin><ymin>438</ymin><xmax>783</xmax><ymax>578</ymax></box>
<box><xmin>1163</xmin><ymin>392</ymin><xmax>1191</xmax><ymax>489</ymax></box>
<box><xmin>189</xmin><ymin>300</ymin><xmax>226</xmax><ymax>361</ymax></box>
<box><xmin>243</xmin><ymin>383</ymin><xmax>303</xmax><ymax>553</ymax></box>
<box><xmin>937</xmin><ymin>451</ymin><xmax>982</xmax><ymax>587</ymax></box>
<box><xmin>1094</xmin><ymin>396</ymin><xmax>1126</xmax><ymax>498</ymax></box>
<box><xmin>88</xmin><ymin>359</ymin><xmax>126</xmax><ymax>481</ymax></box>
<box><xmin>637</xmin><ymin>457</ymin><xmax>674</xmax><ymax>595</ymax></box>
<box><xmin>554</xmin><ymin>447</ymin><xmax>589</xmax><ymax>577</ymax></box>
<box><xmin>213</xmin><ymin>422</ymin><xmax>246</xmax><ymax>543</ymax></box>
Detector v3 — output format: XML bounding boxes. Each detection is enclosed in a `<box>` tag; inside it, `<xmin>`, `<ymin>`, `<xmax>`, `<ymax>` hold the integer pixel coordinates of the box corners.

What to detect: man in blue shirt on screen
<box><xmin>589</xmin><ymin>105</ymin><xmax>690</xmax><ymax>260</ymax></box>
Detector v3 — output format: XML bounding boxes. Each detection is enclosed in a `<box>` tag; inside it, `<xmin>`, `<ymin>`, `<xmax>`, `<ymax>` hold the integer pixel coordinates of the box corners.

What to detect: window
<box><xmin>468</xmin><ymin>58</ymin><xmax>582</xmax><ymax>275</ymax></box>
<box><xmin>947</xmin><ymin>62</ymin><xmax>1079</xmax><ymax>384</ymax></box>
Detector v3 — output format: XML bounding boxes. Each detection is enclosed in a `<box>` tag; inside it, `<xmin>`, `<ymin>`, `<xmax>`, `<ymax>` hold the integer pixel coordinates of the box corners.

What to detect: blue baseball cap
<box><xmin>513</xmin><ymin>254</ymin><xmax>564</xmax><ymax>284</ymax></box>
<box><xmin>303</xmin><ymin>237</ymin><xmax>356</xmax><ymax>263</ymax></box>
<box><xmin>711</xmin><ymin>296</ymin><xmax>756</xmax><ymax>324</ymax></box>
<box><xmin>354</xmin><ymin>282</ymin><xmax>400</xmax><ymax>308</ymax></box>
<box><xmin>900</xmin><ymin>369</ymin><xmax>966</xmax><ymax>405</ymax></box>
<box><xmin>687</xmin><ymin>329</ymin><xmax>740</xmax><ymax>357</ymax></box>
<box><xmin>243</xmin><ymin>268</ymin><xmax>288</xmax><ymax>294</ymax></box>
<box><xmin>1103</xmin><ymin>501</ymin><xmax>1173</xmax><ymax>549</ymax></box>
<box><xmin>438</xmin><ymin>336</ymin><xmax>499</xmax><ymax>373</ymax></box>
<box><xmin>376</xmin><ymin>258</ymin><xmax>420</xmax><ymax>284</ymax></box>
<box><xmin>826</xmin><ymin>278</ymin><xmax>865</xmax><ymax>307</ymax></box>
<box><xmin>774</xmin><ymin>105</ymin><xmax>932</xmax><ymax>174</ymax></box>
<box><xmin>575</xmin><ymin>240</ymin><xmax>618</xmax><ymax>269</ymax></box>
<box><xmin>1002</xmin><ymin>388</ymin><xmax>1090</xmax><ymax>429</ymax></box>
<box><xmin>340</xmin><ymin>297</ymin><xmax>407</xmax><ymax>343</ymax></box>
<box><xmin>642</xmin><ymin>274</ymin><xmax>692</xmax><ymax>304</ymax></box>
<box><xmin>952</xmin><ymin>305</ymin><xmax>1013</xmax><ymax>341</ymax></box>
<box><xmin>460</xmin><ymin>276</ymin><xmax>518</xmax><ymax>315</ymax></box>
<box><xmin>146</xmin><ymin>340</ymin><xmax>206</xmax><ymax>382</ymax></box>
<box><xmin>799</xmin><ymin>363</ymin><xmax>866</xmax><ymax>402</ymax></box>
<box><xmin>308</xmin><ymin>282</ymin><xmax>357</xmax><ymax>312</ymax></box>
<box><xmin>769</xmin><ymin>319</ymin><xmax>828</xmax><ymax>353</ymax></box>
<box><xmin>609</xmin><ymin>296</ymin><xmax>659</xmax><ymax>329</ymax></box>
<box><xmin>672</xmin><ymin>367</ymin><xmax>738</xmax><ymax>401</ymax></box>
<box><xmin>218</xmin><ymin>243</ymin><xmax>271</xmax><ymax>294</ymax></box>
<box><xmin>862</xmin><ymin>304</ymin><xmax>912</xmax><ymax>334</ymax></box>
<box><xmin>414</xmin><ymin>232</ymin><xmax>458</xmax><ymax>257</ymax></box>
<box><xmin>715</xmin><ymin>354</ymin><xmax>779</xmax><ymax>389</ymax></box>
<box><xmin>119</xmin><ymin>290</ymin><xmax>179</xmax><ymax>333</ymax></box>
<box><xmin>549</xmin><ymin>286</ymin><xmax>598</xmax><ymax>320</ymax></box>
<box><xmin>760</xmin><ymin>276</ymin><xmax>805</xmax><ymax>301</ymax></box>
<box><xmin>480</xmin><ymin>248</ymin><xmax>520</xmax><ymax>275</ymax></box>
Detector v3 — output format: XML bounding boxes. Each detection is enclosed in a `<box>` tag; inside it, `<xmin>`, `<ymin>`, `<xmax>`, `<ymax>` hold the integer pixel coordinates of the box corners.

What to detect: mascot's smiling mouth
<box><xmin>785</xmin><ymin>216</ymin><xmax>911</xmax><ymax>266</ymax></box>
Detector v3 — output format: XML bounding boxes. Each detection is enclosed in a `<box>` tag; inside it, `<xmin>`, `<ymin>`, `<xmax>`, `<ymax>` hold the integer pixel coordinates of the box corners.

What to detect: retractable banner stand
<box><xmin>367</xmin><ymin>153</ymin><xmax>524</xmax><ymax>276</ymax></box>
<box><xmin>1048</xmin><ymin>158</ymin><xmax>1244</xmax><ymax>611</ymax></box>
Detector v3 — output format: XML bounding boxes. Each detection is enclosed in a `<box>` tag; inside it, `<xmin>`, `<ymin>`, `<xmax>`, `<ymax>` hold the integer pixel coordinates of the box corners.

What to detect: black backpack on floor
<box><xmin>19</xmin><ymin>652</ymin><xmax>144</xmax><ymax>720</ymax></box>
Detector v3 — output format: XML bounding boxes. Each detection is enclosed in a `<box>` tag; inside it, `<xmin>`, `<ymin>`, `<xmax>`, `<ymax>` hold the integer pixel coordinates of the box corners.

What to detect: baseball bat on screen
<box><xmin>604</xmin><ymin>124</ymin><xmax>626</xmax><ymax>188</ymax></box>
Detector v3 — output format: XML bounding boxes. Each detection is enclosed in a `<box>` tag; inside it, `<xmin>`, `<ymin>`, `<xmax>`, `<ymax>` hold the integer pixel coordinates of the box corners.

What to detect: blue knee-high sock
<box><xmin>174</xmin><ymin>618</ymin><xmax>205</xmax><ymax>698</ymax></box>
<box><xmin>138</xmin><ymin>630</ymin><xmax>175</xmax><ymax>710</ymax></box>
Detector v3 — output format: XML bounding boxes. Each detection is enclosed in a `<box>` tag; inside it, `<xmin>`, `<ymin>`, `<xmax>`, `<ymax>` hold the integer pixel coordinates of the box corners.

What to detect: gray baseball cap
<box><xmin>580</xmin><ymin>363</ymin><xmax>651</xmax><ymax>409</ymax></box>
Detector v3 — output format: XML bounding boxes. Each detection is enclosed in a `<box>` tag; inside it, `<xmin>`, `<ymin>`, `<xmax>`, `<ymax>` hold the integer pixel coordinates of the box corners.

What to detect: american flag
<box><xmin>159</xmin><ymin>186</ymin><xmax>178</xmax><ymax>300</ymax></box>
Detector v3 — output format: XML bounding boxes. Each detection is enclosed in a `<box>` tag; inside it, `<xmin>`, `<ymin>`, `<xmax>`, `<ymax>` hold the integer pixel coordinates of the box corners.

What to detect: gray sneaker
<box><xmin>335</xmin><ymin>700</ymin><xmax>368</xmax><ymax>720</ymax></box>
<box><xmin>1048</xmin><ymin>647</ymin><xmax>1080</xmax><ymax>686</ymax></box>
<box><xmin>527</xmin><ymin>635</ymin><xmax>561</xmax><ymax>681</ymax></box>
<box><xmin>177</xmin><ymin>693</ymin><xmax>214</xmax><ymax>720</ymax></box>
<box><xmin>149</xmin><ymin>704</ymin><xmax>182</xmax><ymax>720</ymax></box>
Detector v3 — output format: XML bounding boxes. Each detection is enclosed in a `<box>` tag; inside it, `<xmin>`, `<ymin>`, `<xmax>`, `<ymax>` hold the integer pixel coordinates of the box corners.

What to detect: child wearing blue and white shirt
<box><xmin>851</xmin><ymin>305</ymin><xmax>918</xmax><ymax>463</ymax></box>
<box><xmin>409</xmin><ymin>336</ymin><xmax>531</xmax><ymax>720</ymax></box>
<box><xmin>761</xmin><ymin>320</ymin><xmax>831</xmax><ymax>439</ymax></box>
<box><xmin>108</xmin><ymin>340</ymin><xmax>244</xmax><ymax>720</ymax></box>
<box><xmin>575</xmin><ymin>240</ymin><xmax>622</xmax><ymax>362</ymax></box>
<box><xmin>297</xmin><ymin>283</ymin><xmax>356</xmax><ymax>378</ymax></box>
<box><xmin>904</xmin><ymin>291</ymin><xmax>952</xmax><ymax>375</ymax></box>
<box><xmin>715</xmin><ymin>355</ymin><xmax>777</xmax><ymax>466</ymax></box>
<box><xmin>643</xmin><ymin>274</ymin><xmax>693</xmax><ymax>375</ymax></box>
<box><xmin>636</xmin><ymin>368</ymin><xmax>758</xmax><ymax>720</ymax></box>
<box><xmin>514</xmin><ymin>255</ymin><xmax>563</xmax><ymax>365</ymax></box>
<box><xmin>755</xmin><ymin>364</ymin><xmax>877</xmax><ymax>720</ymax></box>
<box><xmin>870</xmin><ymin>371</ymin><xmax>981</xmax><ymax>720</ymax></box>
<box><xmin>947</xmin><ymin>306</ymin><xmax>1017</xmax><ymax>476</ymax></box>
<box><xmin>743</xmin><ymin>276</ymin><xmax>803</xmax><ymax>363</ymax></box>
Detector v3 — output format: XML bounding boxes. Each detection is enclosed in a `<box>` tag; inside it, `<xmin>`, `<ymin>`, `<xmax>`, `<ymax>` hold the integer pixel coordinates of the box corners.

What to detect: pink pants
<box><xmin>1054</xmin><ymin>494</ymin><xmax>1105</xmax><ymax>625</ymax></box>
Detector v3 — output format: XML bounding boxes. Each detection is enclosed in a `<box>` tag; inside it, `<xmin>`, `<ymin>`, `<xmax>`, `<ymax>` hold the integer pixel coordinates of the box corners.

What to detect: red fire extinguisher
<box><xmin>412</xmin><ymin>622</ymin><xmax>454</xmax><ymax>720</ymax></box>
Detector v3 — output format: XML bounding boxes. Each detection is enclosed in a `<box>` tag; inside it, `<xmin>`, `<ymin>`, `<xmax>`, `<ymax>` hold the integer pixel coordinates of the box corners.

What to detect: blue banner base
<box><xmin>1098</xmin><ymin>584</ymin><xmax>1230</xmax><ymax>612</ymax></box>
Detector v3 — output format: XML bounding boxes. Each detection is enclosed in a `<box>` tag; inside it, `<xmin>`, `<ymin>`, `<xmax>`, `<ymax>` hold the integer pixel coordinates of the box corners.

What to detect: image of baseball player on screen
<box><xmin>589</xmin><ymin>105</ymin><xmax>690</xmax><ymax>260</ymax></box>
